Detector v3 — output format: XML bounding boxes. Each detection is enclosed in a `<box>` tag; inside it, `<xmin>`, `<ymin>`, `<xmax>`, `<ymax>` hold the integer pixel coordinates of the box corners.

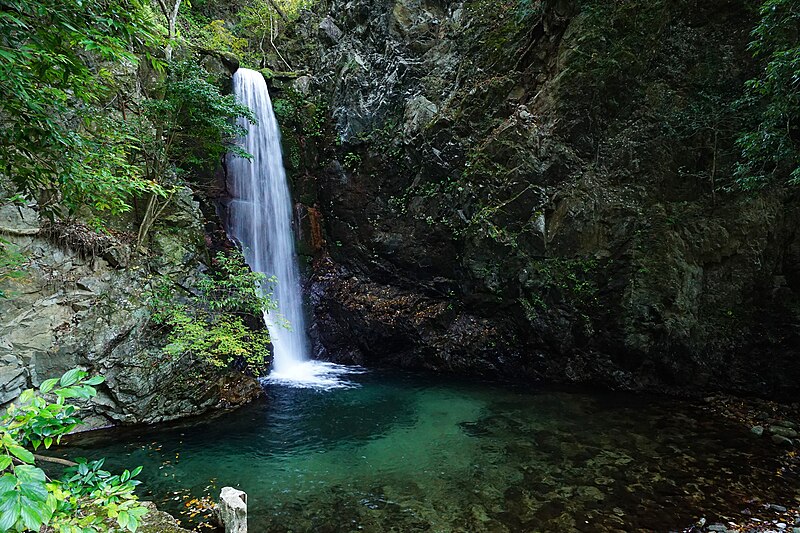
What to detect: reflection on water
<box><xmin>63</xmin><ymin>370</ymin><xmax>799</xmax><ymax>532</ymax></box>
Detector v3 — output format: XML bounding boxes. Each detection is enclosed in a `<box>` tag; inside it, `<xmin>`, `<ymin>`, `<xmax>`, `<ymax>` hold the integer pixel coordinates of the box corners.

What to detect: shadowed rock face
<box><xmin>279</xmin><ymin>0</ymin><xmax>800</xmax><ymax>396</ymax></box>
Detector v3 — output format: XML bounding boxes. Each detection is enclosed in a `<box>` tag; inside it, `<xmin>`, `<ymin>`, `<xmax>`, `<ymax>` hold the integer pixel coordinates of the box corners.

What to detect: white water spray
<box><xmin>227</xmin><ymin>68</ymin><xmax>355</xmax><ymax>388</ymax></box>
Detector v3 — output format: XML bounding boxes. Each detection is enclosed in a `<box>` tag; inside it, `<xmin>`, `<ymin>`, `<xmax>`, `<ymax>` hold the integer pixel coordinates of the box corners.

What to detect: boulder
<box><xmin>217</xmin><ymin>487</ymin><xmax>247</xmax><ymax>533</ymax></box>
<box><xmin>318</xmin><ymin>16</ymin><xmax>343</xmax><ymax>45</ymax></box>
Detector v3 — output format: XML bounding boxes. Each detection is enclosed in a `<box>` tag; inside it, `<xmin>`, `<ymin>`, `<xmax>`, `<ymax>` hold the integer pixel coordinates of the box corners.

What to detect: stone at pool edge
<box><xmin>138</xmin><ymin>502</ymin><xmax>193</xmax><ymax>533</ymax></box>
<box><xmin>751</xmin><ymin>425</ymin><xmax>764</xmax><ymax>436</ymax></box>
<box><xmin>216</xmin><ymin>487</ymin><xmax>248</xmax><ymax>533</ymax></box>
<box><xmin>770</xmin><ymin>425</ymin><xmax>799</xmax><ymax>439</ymax></box>
<box><xmin>771</xmin><ymin>434</ymin><xmax>794</xmax><ymax>446</ymax></box>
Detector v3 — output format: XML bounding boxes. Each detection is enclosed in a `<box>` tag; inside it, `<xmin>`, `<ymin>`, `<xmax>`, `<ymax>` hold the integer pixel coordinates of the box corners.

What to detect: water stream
<box><xmin>226</xmin><ymin>68</ymin><xmax>346</xmax><ymax>387</ymax></box>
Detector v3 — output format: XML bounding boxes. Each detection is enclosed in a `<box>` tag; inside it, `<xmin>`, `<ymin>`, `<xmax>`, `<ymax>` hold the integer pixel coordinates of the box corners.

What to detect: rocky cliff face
<box><xmin>278</xmin><ymin>0</ymin><xmax>800</xmax><ymax>396</ymax></box>
<box><xmin>0</xmin><ymin>189</ymin><xmax>261</xmax><ymax>428</ymax></box>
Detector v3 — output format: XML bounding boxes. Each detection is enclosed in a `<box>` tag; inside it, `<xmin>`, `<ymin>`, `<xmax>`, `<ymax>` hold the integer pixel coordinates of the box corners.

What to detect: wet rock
<box><xmin>296</xmin><ymin>0</ymin><xmax>800</xmax><ymax>398</ymax></box>
<box><xmin>771</xmin><ymin>504</ymin><xmax>788</xmax><ymax>512</ymax></box>
<box><xmin>707</xmin><ymin>525</ymin><xmax>728</xmax><ymax>532</ymax></box>
<box><xmin>771</xmin><ymin>435</ymin><xmax>794</xmax><ymax>446</ymax></box>
<box><xmin>403</xmin><ymin>95</ymin><xmax>438</xmax><ymax>137</ymax></box>
<box><xmin>293</xmin><ymin>75</ymin><xmax>313</xmax><ymax>95</ymax></box>
<box><xmin>139</xmin><ymin>502</ymin><xmax>193</xmax><ymax>533</ymax></box>
<box><xmin>0</xmin><ymin>363</ymin><xmax>27</xmax><ymax>404</ymax></box>
<box><xmin>319</xmin><ymin>16</ymin><xmax>343</xmax><ymax>44</ymax></box>
<box><xmin>751</xmin><ymin>425</ymin><xmax>765</xmax><ymax>436</ymax></box>
<box><xmin>770</xmin><ymin>426</ymin><xmax>798</xmax><ymax>439</ymax></box>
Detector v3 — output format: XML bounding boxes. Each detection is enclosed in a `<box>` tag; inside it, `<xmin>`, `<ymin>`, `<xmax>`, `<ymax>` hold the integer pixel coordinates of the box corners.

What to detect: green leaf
<box><xmin>39</xmin><ymin>378</ymin><xmax>59</xmax><ymax>394</ymax></box>
<box><xmin>0</xmin><ymin>474</ymin><xmax>15</xmax><ymax>494</ymax></box>
<box><xmin>18</xmin><ymin>389</ymin><xmax>34</xmax><ymax>404</ymax></box>
<box><xmin>0</xmin><ymin>493</ymin><xmax>20</xmax><ymax>531</ymax></box>
<box><xmin>117</xmin><ymin>509</ymin><xmax>129</xmax><ymax>529</ymax></box>
<box><xmin>0</xmin><ymin>456</ymin><xmax>11</xmax><ymax>471</ymax></box>
<box><xmin>59</xmin><ymin>368</ymin><xmax>84</xmax><ymax>387</ymax></box>
<box><xmin>83</xmin><ymin>375</ymin><xmax>105</xmax><ymax>386</ymax></box>
<box><xmin>0</xmin><ymin>491</ymin><xmax>22</xmax><ymax>530</ymax></box>
<box><xmin>20</xmin><ymin>495</ymin><xmax>47</xmax><ymax>531</ymax></box>
<box><xmin>8</xmin><ymin>445</ymin><xmax>34</xmax><ymax>464</ymax></box>
<box><xmin>13</xmin><ymin>465</ymin><xmax>45</xmax><ymax>484</ymax></box>
<box><xmin>19</xmin><ymin>479</ymin><xmax>48</xmax><ymax>502</ymax></box>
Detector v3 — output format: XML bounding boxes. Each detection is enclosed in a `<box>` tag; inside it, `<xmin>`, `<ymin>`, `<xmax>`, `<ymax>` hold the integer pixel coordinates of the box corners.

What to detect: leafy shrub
<box><xmin>0</xmin><ymin>369</ymin><xmax>148</xmax><ymax>532</ymax></box>
<box><xmin>735</xmin><ymin>0</ymin><xmax>800</xmax><ymax>188</ymax></box>
<box><xmin>151</xmin><ymin>250</ymin><xmax>276</xmax><ymax>373</ymax></box>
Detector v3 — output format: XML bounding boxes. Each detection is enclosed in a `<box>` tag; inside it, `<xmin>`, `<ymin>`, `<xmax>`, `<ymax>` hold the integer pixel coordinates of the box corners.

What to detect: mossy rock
<box><xmin>139</xmin><ymin>502</ymin><xmax>194</xmax><ymax>533</ymax></box>
<box><xmin>260</xmin><ymin>68</ymin><xmax>303</xmax><ymax>80</ymax></box>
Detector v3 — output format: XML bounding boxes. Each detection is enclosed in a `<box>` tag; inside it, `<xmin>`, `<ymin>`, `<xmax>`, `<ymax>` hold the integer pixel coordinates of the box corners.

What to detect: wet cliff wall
<box><xmin>271</xmin><ymin>0</ymin><xmax>800</xmax><ymax>396</ymax></box>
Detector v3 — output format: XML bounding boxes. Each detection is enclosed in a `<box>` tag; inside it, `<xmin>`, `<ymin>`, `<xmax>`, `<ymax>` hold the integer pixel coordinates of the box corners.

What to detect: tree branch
<box><xmin>34</xmin><ymin>454</ymin><xmax>78</xmax><ymax>467</ymax></box>
<box><xmin>266</xmin><ymin>0</ymin><xmax>289</xmax><ymax>22</ymax></box>
<box><xmin>0</xmin><ymin>226</ymin><xmax>40</xmax><ymax>236</ymax></box>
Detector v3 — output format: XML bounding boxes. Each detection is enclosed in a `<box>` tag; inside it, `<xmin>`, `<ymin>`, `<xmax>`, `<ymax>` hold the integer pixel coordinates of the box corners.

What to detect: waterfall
<box><xmin>227</xmin><ymin>68</ymin><xmax>355</xmax><ymax>388</ymax></box>
<box><xmin>227</xmin><ymin>68</ymin><xmax>308</xmax><ymax>374</ymax></box>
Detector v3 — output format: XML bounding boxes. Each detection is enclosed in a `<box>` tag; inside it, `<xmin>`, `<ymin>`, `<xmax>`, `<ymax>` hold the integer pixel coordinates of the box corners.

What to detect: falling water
<box><xmin>227</xmin><ymin>68</ymin><xmax>354</xmax><ymax>388</ymax></box>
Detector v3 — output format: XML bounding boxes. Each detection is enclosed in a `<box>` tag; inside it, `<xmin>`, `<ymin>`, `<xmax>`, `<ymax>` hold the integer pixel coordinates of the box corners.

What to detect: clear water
<box><xmin>64</xmin><ymin>370</ymin><xmax>798</xmax><ymax>532</ymax></box>
<box><xmin>226</xmin><ymin>68</ymin><xmax>310</xmax><ymax>376</ymax></box>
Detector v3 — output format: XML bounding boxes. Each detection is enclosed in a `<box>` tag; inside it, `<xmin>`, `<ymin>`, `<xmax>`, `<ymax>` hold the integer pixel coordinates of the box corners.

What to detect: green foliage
<box><xmin>343</xmin><ymin>152</ymin><xmax>362</xmax><ymax>171</ymax></box>
<box><xmin>272</xmin><ymin>87</ymin><xmax>329</xmax><ymax>173</ymax></box>
<box><xmin>184</xmin><ymin>16</ymin><xmax>250</xmax><ymax>59</ymax></box>
<box><xmin>151</xmin><ymin>250</ymin><xmax>276</xmax><ymax>372</ymax></box>
<box><xmin>239</xmin><ymin>0</ymin><xmax>314</xmax><ymax>38</ymax></box>
<box><xmin>735</xmin><ymin>0</ymin><xmax>800</xmax><ymax>188</ymax></box>
<box><xmin>130</xmin><ymin>59</ymin><xmax>254</xmax><ymax>248</ymax></box>
<box><xmin>133</xmin><ymin>59</ymin><xmax>254</xmax><ymax>179</ymax></box>
<box><xmin>53</xmin><ymin>459</ymin><xmax>147</xmax><ymax>533</ymax></box>
<box><xmin>272</xmin><ymin>88</ymin><xmax>327</xmax><ymax>139</ymax></box>
<box><xmin>519</xmin><ymin>258</ymin><xmax>599</xmax><ymax>320</ymax></box>
<box><xmin>664</xmin><ymin>89</ymin><xmax>743</xmax><ymax>197</ymax></box>
<box><xmin>0</xmin><ymin>368</ymin><xmax>148</xmax><ymax>532</ymax></box>
<box><xmin>0</xmin><ymin>0</ymin><xmax>163</xmax><ymax>218</ymax></box>
<box><xmin>0</xmin><ymin>239</ymin><xmax>26</xmax><ymax>299</ymax></box>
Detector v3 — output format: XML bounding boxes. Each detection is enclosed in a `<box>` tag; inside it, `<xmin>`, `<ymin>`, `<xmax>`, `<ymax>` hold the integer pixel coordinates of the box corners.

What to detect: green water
<box><xmin>63</xmin><ymin>370</ymin><xmax>798</xmax><ymax>532</ymax></box>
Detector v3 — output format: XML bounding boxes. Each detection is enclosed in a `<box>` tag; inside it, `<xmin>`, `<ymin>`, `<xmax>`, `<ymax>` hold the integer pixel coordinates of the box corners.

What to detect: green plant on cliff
<box><xmin>238</xmin><ymin>0</ymin><xmax>315</xmax><ymax>68</ymax></box>
<box><xmin>0</xmin><ymin>239</ymin><xmax>25</xmax><ymax>299</ymax></box>
<box><xmin>128</xmin><ymin>59</ymin><xmax>254</xmax><ymax>248</ymax></box>
<box><xmin>150</xmin><ymin>250</ymin><xmax>276</xmax><ymax>373</ymax></box>
<box><xmin>0</xmin><ymin>368</ymin><xmax>148</xmax><ymax>532</ymax></box>
<box><xmin>735</xmin><ymin>0</ymin><xmax>800</xmax><ymax>188</ymax></box>
<box><xmin>519</xmin><ymin>258</ymin><xmax>599</xmax><ymax>320</ymax></box>
<box><xmin>0</xmin><ymin>0</ymin><xmax>164</xmax><ymax>219</ymax></box>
